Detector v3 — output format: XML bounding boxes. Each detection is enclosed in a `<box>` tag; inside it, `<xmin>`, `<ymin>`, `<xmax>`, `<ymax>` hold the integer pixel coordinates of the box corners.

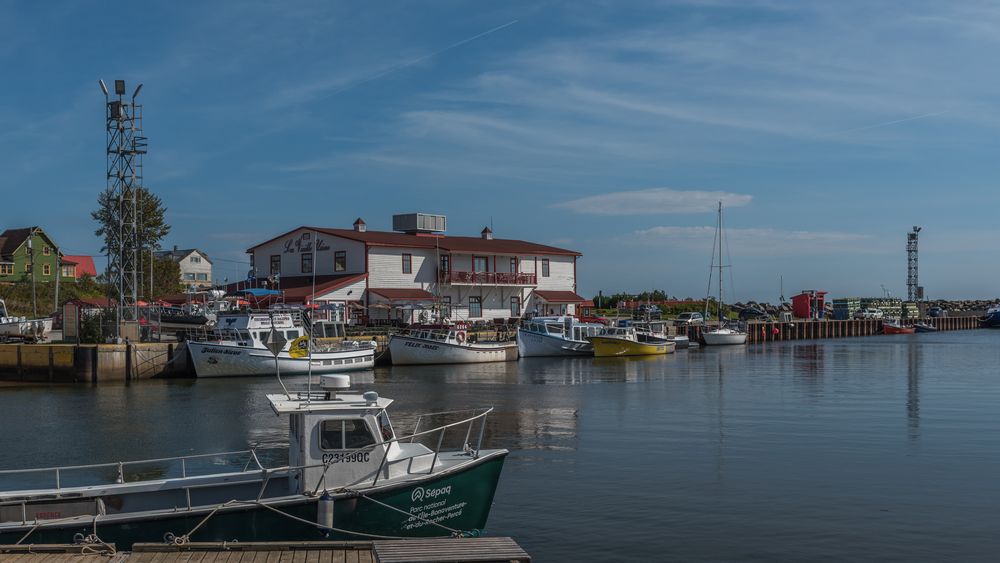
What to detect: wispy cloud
<box><xmin>627</xmin><ymin>225</ymin><xmax>878</xmax><ymax>256</ymax></box>
<box><xmin>554</xmin><ymin>188</ymin><xmax>752</xmax><ymax>215</ymax></box>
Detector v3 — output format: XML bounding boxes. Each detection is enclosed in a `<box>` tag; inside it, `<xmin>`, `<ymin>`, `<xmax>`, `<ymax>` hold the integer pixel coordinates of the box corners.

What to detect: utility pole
<box><xmin>54</xmin><ymin>250</ymin><xmax>61</xmax><ymax>318</ymax></box>
<box><xmin>28</xmin><ymin>228</ymin><xmax>36</xmax><ymax>318</ymax></box>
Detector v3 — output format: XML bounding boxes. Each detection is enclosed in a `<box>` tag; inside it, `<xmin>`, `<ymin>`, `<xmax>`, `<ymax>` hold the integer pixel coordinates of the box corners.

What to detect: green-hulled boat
<box><xmin>0</xmin><ymin>377</ymin><xmax>507</xmax><ymax>547</ymax></box>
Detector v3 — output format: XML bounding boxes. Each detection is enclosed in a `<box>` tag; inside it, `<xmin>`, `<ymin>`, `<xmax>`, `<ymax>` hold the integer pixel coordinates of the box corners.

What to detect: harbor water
<box><xmin>3</xmin><ymin>330</ymin><xmax>1000</xmax><ymax>561</ymax></box>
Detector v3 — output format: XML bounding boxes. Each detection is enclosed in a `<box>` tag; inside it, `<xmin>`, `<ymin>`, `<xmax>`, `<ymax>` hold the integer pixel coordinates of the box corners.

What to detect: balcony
<box><xmin>438</xmin><ymin>270</ymin><xmax>537</xmax><ymax>286</ymax></box>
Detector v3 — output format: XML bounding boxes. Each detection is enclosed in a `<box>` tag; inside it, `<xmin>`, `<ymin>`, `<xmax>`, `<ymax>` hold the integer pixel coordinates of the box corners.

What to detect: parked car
<box><xmin>739</xmin><ymin>307</ymin><xmax>772</xmax><ymax>322</ymax></box>
<box><xmin>854</xmin><ymin>308</ymin><xmax>884</xmax><ymax>319</ymax></box>
<box><xmin>674</xmin><ymin>312</ymin><xmax>705</xmax><ymax>326</ymax></box>
<box><xmin>927</xmin><ymin>306</ymin><xmax>946</xmax><ymax>318</ymax></box>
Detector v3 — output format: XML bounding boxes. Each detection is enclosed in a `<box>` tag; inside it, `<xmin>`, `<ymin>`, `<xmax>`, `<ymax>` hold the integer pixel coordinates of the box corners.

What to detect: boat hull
<box><xmin>0</xmin><ymin>452</ymin><xmax>506</xmax><ymax>548</ymax></box>
<box><xmin>983</xmin><ymin>312</ymin><xmax>1000</xmax><ymax>328</ymax></box>
<box><xmin>589</xmin><ymin>336</ymin><xmax>671</xmax><ymax>357</ymax></box>
<box><xmin>883</xmin><ymin>324</ymin><xmax>915</xmax><ymax>335</ymax></box>
<box><xmin>389</xmin><ymin>335</ymin><xmax>517</xmax><ymax>365</ymax></box>
<box><xmin>702</xmin><ymin>331</ymin><xmax>747</xmax><ymax>346</ymax></box>
<box><xmin>516</xmin><ymin>329</ymin><xmax>592</xmax><ymax>357</ymax></box>
<box><xmin>188</xmin><ymin>341</ymin><xmax>375</xmax><ymax>377</ymax></box>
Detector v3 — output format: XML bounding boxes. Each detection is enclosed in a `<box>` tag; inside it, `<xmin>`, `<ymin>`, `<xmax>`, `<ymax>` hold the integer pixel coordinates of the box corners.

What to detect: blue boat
<box><xmin>984</xmin><ymin>305</ymin><xmax>1000</xmax><ymax>328</ymax></box>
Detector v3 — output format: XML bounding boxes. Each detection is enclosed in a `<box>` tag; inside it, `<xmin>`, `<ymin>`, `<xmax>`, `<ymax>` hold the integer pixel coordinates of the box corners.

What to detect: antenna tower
<box><xmin>906</xmin><ymin>226</ymin><xmax>921</xmax><ymax>301</ymax></box>
<box><xmin>100</xmin><ymin>79</ymin><xmax>146</xmax><ymax>339</ymax></box>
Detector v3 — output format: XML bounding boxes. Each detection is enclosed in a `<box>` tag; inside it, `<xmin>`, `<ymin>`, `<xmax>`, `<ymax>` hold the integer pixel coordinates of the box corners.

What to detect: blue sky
<box><xmin>2</xmin><ymin>0</ymin><xmax>999</xmax><ymax>300</ymax></box>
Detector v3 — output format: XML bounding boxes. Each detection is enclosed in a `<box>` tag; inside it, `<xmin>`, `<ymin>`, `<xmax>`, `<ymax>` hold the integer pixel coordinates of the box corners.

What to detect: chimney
<box><xmin>353</xmin><ymin>218</ymin><xmax>367</xmax><ymax>232</ymax></box>
<box><xmin>481</xmin><ymin>226</ymin><xmax>493</xmax><ymax>240</ymax></box>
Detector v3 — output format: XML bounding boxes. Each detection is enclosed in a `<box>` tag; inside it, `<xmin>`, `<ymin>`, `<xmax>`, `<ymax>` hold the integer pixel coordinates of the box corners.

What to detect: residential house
<box><xmin>242</xmin><ymin>213</ymin><xmax>584</xmax><ymax>323</ymax></box>
<box><xmin>154</xmin><ymin>246</ymin><xmax>213</xmax><ymax>288</ymax></box>
<box><xmin>0</xmin><ymin>227</ymin><xmax>81</xmax><ymax>283</ymax></box>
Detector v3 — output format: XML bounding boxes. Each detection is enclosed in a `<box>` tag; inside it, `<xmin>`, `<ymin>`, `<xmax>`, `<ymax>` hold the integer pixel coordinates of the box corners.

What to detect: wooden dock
<box><xmin>740</xmin><ymin>315</ymin><xmax>981</xmax><ymax>344</ymax></box>
<box><xmin>0</xmin><ymin>538</ymin><xmax>531</xmax><ymax>563</ymax></box>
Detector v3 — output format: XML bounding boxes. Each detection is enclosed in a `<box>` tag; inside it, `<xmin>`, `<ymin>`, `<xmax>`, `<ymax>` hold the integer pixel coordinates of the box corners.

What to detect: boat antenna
<box><xmin>303</xmin><ymin>230</ymin><xmax>319</xmax><ymax>405</ymax></box>
<box><xmin>718</xmin><ymin>201</ymin><xmax>724</xmax><ymax>325</ymax></box>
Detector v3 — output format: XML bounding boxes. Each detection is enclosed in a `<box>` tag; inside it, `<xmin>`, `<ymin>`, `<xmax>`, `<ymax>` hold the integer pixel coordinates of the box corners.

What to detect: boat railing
<box><xmin>0</xmin><ymin>449</ymin><xmax>264</xmax><ymax>495</ymax></box>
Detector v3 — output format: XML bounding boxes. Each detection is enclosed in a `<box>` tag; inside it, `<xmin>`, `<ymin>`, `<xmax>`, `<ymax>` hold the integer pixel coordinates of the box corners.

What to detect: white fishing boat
<box><xmin>703</xmin><ymin>201</ymin><xmax>747</xmax><ymax>346</ymax></box>
<box><xmin>0</xmin><ymin>299</ymin><xmax>51</xmax><ymax>342</ymax></box>
<box><xmin>188</xmin><ymin>311</ymin><xmax>376</xmax><ymax>377</ymax></box>
<box><xmin>0</xmin><ymin>375</ymin><xmax>507</xmax><ymax>546</ymax></box>
<box><xmin>389</xmin><ymin>326</ymin><xmax>517</xmax><ymax>365</ymax></box>
<box><xmin>516</xmin><ymin>316</ymin><xmax>604</xmax><ymax>357</ymax></box>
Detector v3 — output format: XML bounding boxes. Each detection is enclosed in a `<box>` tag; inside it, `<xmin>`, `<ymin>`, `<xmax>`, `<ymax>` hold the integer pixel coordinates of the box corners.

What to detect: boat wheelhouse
<box><xmin>188</xmin><ymin>311</ymin><xmax>375</xmax><ymax>377</ymax></box>
<box><xmin>516</xmin><ymin>316</ymin><xmax>603</xmax><ymax>357</ymax></box>
<box><xmin>388</xmin><ymin>327</ymin><xmax>517</xmax><ymax>365</ymax></box>
<box><xmin>0</xmin><ymin>377</ymin><xmax>507</xmax><ymax>547</ymax></box>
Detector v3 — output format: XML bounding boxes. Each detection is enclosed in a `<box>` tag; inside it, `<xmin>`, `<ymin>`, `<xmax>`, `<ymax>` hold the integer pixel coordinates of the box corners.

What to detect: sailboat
<box><xmin>703</xmin><ymin>201</ymin><xmax>747</xmax><ymax>346</ymax></box>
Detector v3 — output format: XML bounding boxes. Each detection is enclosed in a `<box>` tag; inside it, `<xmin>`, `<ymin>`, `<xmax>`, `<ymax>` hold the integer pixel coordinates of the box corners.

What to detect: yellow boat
<box><xmin>588</xmin><ymin>326</ymin><xmax>673</xmax><ymax>357</ymax></box>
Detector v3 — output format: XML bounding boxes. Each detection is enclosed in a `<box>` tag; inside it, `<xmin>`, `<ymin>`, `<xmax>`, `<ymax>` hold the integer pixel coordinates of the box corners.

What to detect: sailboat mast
<box><xmin>718</xmin><ymin>201</ymin><xmax>723</xmax><ymax>325</ymax></box>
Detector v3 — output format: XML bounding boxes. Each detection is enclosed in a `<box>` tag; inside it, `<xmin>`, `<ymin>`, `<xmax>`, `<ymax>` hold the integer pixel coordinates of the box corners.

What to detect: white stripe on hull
<box><xmin>189</xmin><ymin>342</ymin><xmax>374</xmax><ymax>377</ymax></box>
<box><xmin>389</xmin><ymin>335</ymin><xmax>517</xmax><ymax>365</ymax></box>
<box><xmin>516</xmin><ymin>329</ymin><xmax>592</xmax><ymax>357</ymax></box>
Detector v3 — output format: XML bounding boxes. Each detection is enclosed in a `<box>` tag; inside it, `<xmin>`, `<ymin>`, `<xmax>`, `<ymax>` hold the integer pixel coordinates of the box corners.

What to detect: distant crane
<box><xmin>907</xmin><ymin>226</ymin><xmax>921</xmax><ymax>302</ymax></box>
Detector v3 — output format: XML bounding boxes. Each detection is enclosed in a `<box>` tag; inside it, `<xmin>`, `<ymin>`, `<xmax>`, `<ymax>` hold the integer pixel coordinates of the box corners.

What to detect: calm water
<box><xmin>3</xmin><ymin>331</ymin><xmax>1000</xmax><ymax>561</ymax></box>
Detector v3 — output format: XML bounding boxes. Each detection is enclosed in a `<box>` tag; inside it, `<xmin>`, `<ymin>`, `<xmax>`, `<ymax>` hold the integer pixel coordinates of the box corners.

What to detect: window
<box><xmin>270</xmin><ymin>255</ymin><xmax>281</xmax><ymax>276</ymax></box>
<box><xmin>402</xmin><ymin>253</ymin><xmax>412</xmax><ymax>274</ymax></box>
<box><xmin>196</xmin><ymin>273</ymin><xmax>208</xmax><ymax>281</ymax></box>
<box><xmin>510</xmin><ymin>258</ymin><xmax>518</xmax><ymax>273</ymax></box>
<box><xmin>0</xmin><ymin>264</ymin><xmax>12</xmax><ymax>275</ymax></box>
<box><xmin>320</xmin><ymin>419</ymin><xmax>375</xmax><ymax>450</ymax></box>
<box><xmin>24</xmin><ymin>263</ymin><xmax>31</xmax><ymax>273</ymax></box>
<box><xmin>42</xmin><ymin>246</ymin><xmax>51</xmax><ymax>256</ymax></box>
<box><xmin>184</xmin><ymin>273</ymin><xmax>196</xmax><ymax>281</ymax></box>
<box><xmin>301</xmin><ymin>252</ymin><xmax>313</xmax><ymax>274</ymax></box>
<box><xmin>440</xmin><ymin>296</ymin><xmax>451</xmax><ymax>319</ymax></box>
<box><xmin>440</xmin><ymin>254</ymin><xmax>450</xmax><ymax>272</ymax></box>
<box><xmin>190</xmin><ymin>256</ymin><xmax>201</xmax><ymax>264</ymax></box>
<box><xmin>42</xmin><ymin>264</ymin><xmax>51</xmax><ymax>276</ymax></box>
<box><xmin>469</xmin><ymin>296</ymin><xmax>482</xmax><ymax>318</ymax></box>
<box><xmin>249</xmin><ymin>254</ymin><xmax>254</xmax><ymax>269</ymax></box>
<box><xmin>334</xmin><ymin>251</ymin><xmax>346</xmax><ymax>272</ymax></box>
<box><xmin>541</xmin><ymin>259</ymin><xmax>550</xmax><ymax>277</ymax></box>
<box><xmin>510</xmin><ymin>296</ymin><xmax>520</xmax><ymax>317</ymax></box>
<box><xmin>473</xmin><ymin>256</ymin><xmax>488</xmax><ymax>272</ymax></box>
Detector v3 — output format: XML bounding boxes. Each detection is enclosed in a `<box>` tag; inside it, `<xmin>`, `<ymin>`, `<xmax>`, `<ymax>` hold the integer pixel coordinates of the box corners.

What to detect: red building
<box><xmin>792</xmin><ymin>290</ymin><xmax>827</xmax><ymax>319</ymax></box>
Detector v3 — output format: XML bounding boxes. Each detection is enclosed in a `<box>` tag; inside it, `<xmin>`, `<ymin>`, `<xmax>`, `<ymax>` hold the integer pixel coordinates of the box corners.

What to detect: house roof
<box><xmin>368</xmin><ymin>288</ymin><xmax>437</xmax><ymax>301</ymax></box>
<box><xmin>0</xmin><ymin>227</ymin><xmax>50</xmax><ymax>259</ymax></box>
<box><xmin>248</xmin><ymin>226</ymin><xmax>581</xmax><ymax>257</ymax></box>
<box><xmin>154</xmin><ymin>248</ymin><xmax>213</xmax><ymax>264</ymax></box>
<box><xmin>63</xmin><ymin>255</ymin><xmax>97</xmax><ymax>277</ymax></box>
<box><xmin>533</xmin><ymin>290</ymin><xmax>586</xmax><ymax>303</ymax></box>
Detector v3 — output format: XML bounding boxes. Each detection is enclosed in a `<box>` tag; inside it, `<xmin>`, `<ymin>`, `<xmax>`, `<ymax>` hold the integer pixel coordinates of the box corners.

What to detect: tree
<box><xmin>92</xmin><ymin>187</ymin><xmax>171</xmax><ymax>255</ymax></box>
<box><xmin>142</xmin><ymin>256</ymin><xmax>183</xmax><ymax>301</ymax></box>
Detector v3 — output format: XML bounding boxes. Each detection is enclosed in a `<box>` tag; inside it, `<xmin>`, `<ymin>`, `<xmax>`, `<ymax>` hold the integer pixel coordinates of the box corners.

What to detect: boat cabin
<box><xmin>522</xmin><ymin>316</ymin><xmax>602</xmax><ymax>342</ymax></box>
<box><xmin>268</xmin><ymin>381</ymin><xmax>443</xmax><ymax>493</ymax></box>
<box><xmin>597</xmin><ymin>326</ymin><xmax>638</xmax><ymax>340</ymax></box>
<box><xmin>212</xmin><ymin>312</ymin><xmax>306</xmax><ymax>349</ymax></box>
<box><xmin>404</xmin><ymin>328</ymin><xmax>468</xmax><ymax>345</ymax></box>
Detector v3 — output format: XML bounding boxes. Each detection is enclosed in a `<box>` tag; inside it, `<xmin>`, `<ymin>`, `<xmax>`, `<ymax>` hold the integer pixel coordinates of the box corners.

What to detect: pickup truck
<box><xmin>674</xmin><ymin>312</ymin><xmax>705</xmax><ymax>326</ymax></box>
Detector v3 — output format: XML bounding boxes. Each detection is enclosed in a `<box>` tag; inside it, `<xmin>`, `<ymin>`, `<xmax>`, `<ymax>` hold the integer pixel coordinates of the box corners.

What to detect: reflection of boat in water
<box><xmin>517</xmin><ymin>316</ymin><xmax>603</xmax><ymax>357</ymax></box>
<box><xmin>883</xmin><ymin>321</ymin><xmax>915</xmax><ymax>335</ymax></box>
<box><xmin>588</xmin><ymin>326</ymin><xmax>674</xmax><ymax>357</ymax></box>
<box><xmin>188</xmin><ymin>311</ymin><xmax>375</xmax><ymax>377</ymax></box>
<box><xmin>389</xmin><ymin>327</ymin><xmax>517</xmax><ymax>365</ymax></box>
<box><xmin>0</xmin><ymin>376</ymin><xmax>507</xmax><ymax>546</ymax></box>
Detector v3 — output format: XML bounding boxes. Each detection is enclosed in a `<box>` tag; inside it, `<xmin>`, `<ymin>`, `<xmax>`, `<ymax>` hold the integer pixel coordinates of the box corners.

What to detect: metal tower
<box><xmin>100</xmin><ymin>79</ymin><xmax>146</xmax><ymax>339</ymax></box>
<box><xmin>906</xmin><ymin>226</ymin><xmax>921</xmax><ymax>302</ymax></box>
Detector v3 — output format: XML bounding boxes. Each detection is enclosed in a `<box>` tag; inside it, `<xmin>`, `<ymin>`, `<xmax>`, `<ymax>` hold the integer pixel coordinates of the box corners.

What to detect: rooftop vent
<box><xmin>393</xmin><ymin>213</ymin><xmax>446</xmax><ymax>234</ymax></box>
<box><xmin>353</xmin><ymin>218</ymin><xmax>366</xmax><ymax>232</ymax></box>
<box><xmin>481</xmin><ymin>226</ymin><xmax>493</xmax><ymax>240</ymax></box>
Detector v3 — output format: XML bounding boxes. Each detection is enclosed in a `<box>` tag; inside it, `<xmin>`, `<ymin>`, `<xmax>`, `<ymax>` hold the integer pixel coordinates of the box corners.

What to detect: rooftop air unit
<box><xmin>392</xmin><ymin>213</ymin><xmax>447</xmax><ymax>234</ymax></box>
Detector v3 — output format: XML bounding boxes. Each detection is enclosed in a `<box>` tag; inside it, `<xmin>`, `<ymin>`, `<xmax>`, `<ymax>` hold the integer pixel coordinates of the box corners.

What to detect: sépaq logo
<box><xmin>411</xmin><ymin>485</ymin><xmax>452</xmax><ymax>502</ymax></box>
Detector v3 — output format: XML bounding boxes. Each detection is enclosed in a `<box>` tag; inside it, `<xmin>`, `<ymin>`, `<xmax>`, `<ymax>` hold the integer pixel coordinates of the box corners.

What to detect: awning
<box><xmin>533</xmin><ymin>290</ymin><xmax>586</xmax><ymax>303</ymax></box>
<box><xmin>368</xmin><ymin>288</ymin><xmax>437</xmax><ymax>301</ymax></box>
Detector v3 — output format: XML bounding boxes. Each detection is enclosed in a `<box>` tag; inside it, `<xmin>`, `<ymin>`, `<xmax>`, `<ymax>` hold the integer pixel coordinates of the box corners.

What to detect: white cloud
<box><xmin>628</xmin><ymin>225</ymin><xmax>878</xmax><ymax>256</ymax></box>
<box><xmin>553</xmin><ymin>188</ymin><xmax>752</xmax><ymax>215</ymax></box>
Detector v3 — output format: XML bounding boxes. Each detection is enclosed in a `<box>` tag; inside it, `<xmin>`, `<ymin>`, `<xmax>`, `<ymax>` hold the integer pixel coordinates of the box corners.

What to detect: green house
<box><xmin>0</xmin><ymin>227</ymin><xmax>77</xmax><ymax>283</ymax></box>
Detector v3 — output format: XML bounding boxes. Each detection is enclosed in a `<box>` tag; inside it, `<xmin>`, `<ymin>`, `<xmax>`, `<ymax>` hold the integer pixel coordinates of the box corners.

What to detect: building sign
<box><xmin>283</xmin><ymin>232</ymin><xmax>330</xmax><ymax>254</ymax></box>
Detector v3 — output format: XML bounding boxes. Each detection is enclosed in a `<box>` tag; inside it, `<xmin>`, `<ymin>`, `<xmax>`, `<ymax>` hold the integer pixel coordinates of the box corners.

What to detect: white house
<box><xmin>241</xmin><ymin>214</ymin><xmax>584</xmax><ymax>324</ymax></box>
<box><xmin>155</xmin><ymin>246</ymin><xmax>213</xmax><ymax>289</ymax></box>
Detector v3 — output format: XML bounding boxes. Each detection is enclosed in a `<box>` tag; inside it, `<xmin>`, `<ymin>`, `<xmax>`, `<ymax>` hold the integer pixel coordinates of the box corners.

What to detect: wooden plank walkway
<box><xmin>0</xmin><ymin>538</ymin><xmax>530</xmax><ymax>563</ymax></box>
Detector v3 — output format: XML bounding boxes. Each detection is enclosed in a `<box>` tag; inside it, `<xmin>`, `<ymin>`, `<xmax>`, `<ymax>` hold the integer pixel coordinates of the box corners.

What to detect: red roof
<box><xmin>67</xmin><ymin>297</ymin><xmax>114</xmax><ymax>308</ymax></box>
<box><xmin>533</xmin><ymin>290</ymin><xmax>586</xmax><ymax>303</ymax></box>
<box><xmin>63</xmin><ymin>255</ymin><xmax>98</xmax><ymax>278</ymax></box>
<box><xmin>248</xmin><ymin>226</ymin><xmax>580</xmax><ymax>257</ymax></box>
<box><xmin>580</xmin><ymin>300</ymin><xmax>595</xmax><ymax>307</ymax></box>
<box><xmin>368</xmin><ymin>288</ymin><xmax>437</xmax><ymax>301</ymax></box>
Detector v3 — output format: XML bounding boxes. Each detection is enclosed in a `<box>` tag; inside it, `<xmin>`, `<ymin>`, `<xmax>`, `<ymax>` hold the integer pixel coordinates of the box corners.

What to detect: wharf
<box><xmin>0</xmin><ymin>538</ymin><xmax>531</xmax><ymax>562</ymax></box>
<box><xmin>740</xmin><ymin>315</ymin><xmax>981</xmax><ymax>344</ymax></box>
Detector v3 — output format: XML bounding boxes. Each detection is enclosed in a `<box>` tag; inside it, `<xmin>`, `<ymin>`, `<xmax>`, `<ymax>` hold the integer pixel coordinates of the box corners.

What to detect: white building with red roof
<box><xmin>243</xmin><ymin>213</ymin><xmax>584</xmax><ymax>324</ymax></box>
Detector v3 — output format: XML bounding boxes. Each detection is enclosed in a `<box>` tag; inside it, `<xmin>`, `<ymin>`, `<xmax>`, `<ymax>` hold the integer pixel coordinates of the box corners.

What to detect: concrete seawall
<box><xmin>738</xmin><ymin>316</ymin><xmax>982</xmax><ymax>344</ymax></box>
<box><xmin>0</xmin><ymin>343</ymin><xmax>191</xmax><ymax>383</ymax></box>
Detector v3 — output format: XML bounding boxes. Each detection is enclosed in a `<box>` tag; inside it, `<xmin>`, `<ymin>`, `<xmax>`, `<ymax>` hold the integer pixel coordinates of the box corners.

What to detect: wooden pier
<box><xmin>0</xmin><ymin>538</ymin><xmax>531</xmax><ymax>563</ymax></box>
<box><xmin>739</xmin><ymin>315</ymin><xmax>982</xmax><ymax>344</ymax></box>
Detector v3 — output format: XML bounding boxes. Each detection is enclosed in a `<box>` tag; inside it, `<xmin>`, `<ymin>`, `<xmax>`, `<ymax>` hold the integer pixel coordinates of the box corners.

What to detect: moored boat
<box><xmin>914</xmin><ymin>322</ymin><xmax>938</xmax><ymax>333</ymax></box>
<box><xmin>0</xmin><ymin>376</ymin><xmax>507</xmax><ymax>547</ymax></box>
<box><xmin>703</xmin><ymin>327</ymin><xmax>747</xmax><ymax>346</ymax></box>
<box><xmin>588</xmin><ymin>326</ymin><xmax>674</xmax><ymax>357</ymax></box>
<box><xmin>0</xmin><ymin>299</ymin><xmax>51</xmax><ymax>342</ymax></box>
<box><xmin>517</xmin><ymin>316</ymin><xmax>604</xmax><ymax>357</ymax></box>
<box><xmin>188</xmin><ymin>311</ymin><xmax>376</xmax><ymax>377</ymax></box>
<box><xmin>702</xmin><ymin>202</ymin><xmax>747</xmax><ymax>346</ymax></box>
<box><xmin>389</xmin><ymin>327</ymin><xmax>517</xmax><ymax>365</ymax></box>
<box><xmin>883</xmin><ymin>321</ymin><xmax>915</xmax><ymax>335</ymax></box>
<box><xmin>983</xmin><ymin>304</ymin><xmax>1000</xmax><ymax>328</ymax></box>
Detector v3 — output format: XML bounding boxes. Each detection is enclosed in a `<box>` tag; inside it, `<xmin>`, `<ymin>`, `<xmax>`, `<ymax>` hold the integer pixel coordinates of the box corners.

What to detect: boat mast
<box><xmin>717</xmin><ymin>201</ymin><xmax>724</xmax><ymax>325</ymax></box>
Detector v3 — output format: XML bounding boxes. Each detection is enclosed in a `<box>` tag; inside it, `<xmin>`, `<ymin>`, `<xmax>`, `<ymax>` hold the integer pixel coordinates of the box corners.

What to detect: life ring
<box><xmin>456</xmin><ymin>331</ymin><xmax>467</xmax><ymax>344</ymax></box>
